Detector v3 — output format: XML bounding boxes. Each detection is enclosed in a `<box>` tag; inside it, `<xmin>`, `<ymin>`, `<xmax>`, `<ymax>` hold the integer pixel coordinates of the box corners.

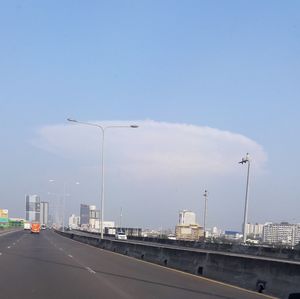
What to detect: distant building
<box><xmin>89</xmin><ymin>205</ymin><xmax>100</xmax><ymax>229</ymax></box>
<box><xmin>175</xmin><ymin>224</ymin><xmax>204</xmax><ymax>240</ymax></box>
<box><xmin>295</xmin><ymin>225</ymin><xmax>300</xmax><ymax>246</ymax></box>
<box><xmin>245</xmin><ymin>223</ymin><xmax>264</xmax><ymax>239</ymax></box>
<box><xmin>40</xmin><ymin>202</ymin><xmax>49</xmax><ymax>226</ymax></box>
<box><xmin>179</xmin><ymin>210</ymin><xmax>196</xmax><ymax>225</ymax></box>
<box><xmin>224</xmin><ymin>231</ymin><xmax>243</xmax><ymax>240</ymax></box>
<box><xmin>263</xmin><ymin>222</ymin><xmax>300</xmax><ymax>246</ymax></box>
<box><xmin>79</xmin><ymin>204</ymin><xmax>115</xmax><ymax>233</ymax></box>
<box><xmin>176</xmin><ymin>210</ymin><xmax>203</xmax><ymax>240</ymax></box>
<box><xmin>205</xmin><ymin>226</ymin><xmax>222</xmax><ymax>238</ymax></box>
<box><xmin>80</xmin><ymin>204</ymin><xmax>90</xmax><ymax>225</ymax></box>
<box><xmin>25</xmin><ymin>195</ymin><xmax>40</xmax><ymax>222</ymax></box>
<box><xmin>69</xmin><ymin>214</ymin><xmax>80</xmax><ymax>229</ymax></box>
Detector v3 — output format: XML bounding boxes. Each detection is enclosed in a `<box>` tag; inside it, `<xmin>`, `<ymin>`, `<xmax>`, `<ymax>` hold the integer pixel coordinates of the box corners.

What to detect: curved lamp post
<box><xmin>49</xmin><ymin>179</ymin><xmax>79</xmax><ymax>232</ymax></box>
<box><xmin>67</xmin><ymin>118</ymin><xmax>138</xmax><ymax>239</ymax></box>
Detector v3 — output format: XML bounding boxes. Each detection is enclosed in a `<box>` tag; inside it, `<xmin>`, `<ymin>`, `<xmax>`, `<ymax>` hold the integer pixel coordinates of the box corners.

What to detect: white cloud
<box><xmin>33</xmin><ymin>119</ymin><xmax>267</xmax><ymax>178</ymax></box>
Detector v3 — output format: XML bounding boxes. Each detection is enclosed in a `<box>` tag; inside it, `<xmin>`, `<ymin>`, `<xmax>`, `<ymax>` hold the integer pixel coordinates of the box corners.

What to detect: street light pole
<box><xmin>203</xmin><ymin>190</ymin><xmax>208</xmax><ymax>239</ymax></box>
<box><xmin>67</xmin><ymin>119</ymin><xmax>138</xmax><ymax>239</ymax></box>
<box><xmin>239</xmin><ymin>153</ymin><xmax>251</xmax><ymax>244</ymax></box>
<box><xmin>100</xmin><ymin>125</ymin><xmax>105</xmax><ymax>240</ymax></box>
<box><xmin>49</xmin><ymin>180</ymin><xmax>79</xmax><ymax>232</ymax></box>
<box><xmin>63</xmin><ymin>182</ymin><xmax>66</xmax><ymax>232</ymax></box>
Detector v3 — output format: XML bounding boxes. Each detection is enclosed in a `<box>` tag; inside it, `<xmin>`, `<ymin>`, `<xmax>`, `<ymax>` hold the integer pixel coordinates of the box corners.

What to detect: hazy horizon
<box><xmin>1</xmin><ymin>1</ymin><xmax>299</xmax><ymax>231</ymax></box>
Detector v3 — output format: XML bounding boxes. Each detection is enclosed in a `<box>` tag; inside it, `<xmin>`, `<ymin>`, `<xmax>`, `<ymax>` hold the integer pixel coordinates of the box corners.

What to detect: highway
<box><xmin>0</xmin><ymin>230</ymin><xmax>276</xmax><ymax>299</ymax></box>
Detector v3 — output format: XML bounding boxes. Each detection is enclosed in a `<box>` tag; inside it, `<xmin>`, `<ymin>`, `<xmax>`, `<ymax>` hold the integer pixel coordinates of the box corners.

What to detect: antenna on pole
<box><xmin>119</xmin><ymin>207</ymin><xmax>123</xmax><ymax>228</ymax></box>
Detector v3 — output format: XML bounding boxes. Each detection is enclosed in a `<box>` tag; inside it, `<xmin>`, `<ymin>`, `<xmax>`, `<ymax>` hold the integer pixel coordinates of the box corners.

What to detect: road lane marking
<box><xmin>55</xmin><ymin>232</ymin><xmax>277</xmax><ymax>298</ymax></box>
<box><xmin>63</xmin><ymin>236</ymin><xmax>277</xmax><ymax>299</ymax></box>
<box><xmin>86</xmin><ymin>267</ymin><xmax>96</xmax><ymax>274</ymax></box>
<box><xmin>68</xmin><ymin>254</ymin><xmax>73</xmax><ymax>258</ymax></box>
<box><xmin>7</xmin><ymin>246</ymin><xmax>10</xmax><ymax>249</ymax></box>
<box><xmin>0</xmin><ymin>252</ymin><xmax>2</xmax><ymax>256</ymax></box>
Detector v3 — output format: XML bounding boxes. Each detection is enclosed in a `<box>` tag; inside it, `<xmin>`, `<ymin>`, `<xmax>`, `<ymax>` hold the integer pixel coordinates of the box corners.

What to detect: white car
<box><xmin>115</xmin><ymin>232</ymin><xmax>127</xmax><ymax>240</ymax></box>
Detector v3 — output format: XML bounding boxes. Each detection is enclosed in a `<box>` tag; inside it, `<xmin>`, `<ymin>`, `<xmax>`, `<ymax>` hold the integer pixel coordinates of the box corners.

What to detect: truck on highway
<box><xmin>30</xmin><ymin>222</ymin><xmax>41</xmax><ymax>234</ymax></box>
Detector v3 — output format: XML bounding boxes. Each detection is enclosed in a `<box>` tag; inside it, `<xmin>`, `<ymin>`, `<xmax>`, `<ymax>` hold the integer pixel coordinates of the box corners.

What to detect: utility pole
<box><xmin>239</xmin><ymin>153</ymin><xmax>251</xmax><ymax>244</ymax></box>
<box><xmin>119</xmin><ymin>207</ymin><xmax>123</xmax><ymax>228</ymax></box>
<box><xmin>203</xmin><ymin>190</ymin><xmax>208</xmax><ymax>239</ymax></box>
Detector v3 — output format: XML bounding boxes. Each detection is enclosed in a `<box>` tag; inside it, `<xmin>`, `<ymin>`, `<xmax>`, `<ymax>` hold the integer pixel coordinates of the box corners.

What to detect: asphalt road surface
<box><xmin>0</xmin><ymin>230</ymin><xmax>277</xmax><ymax>299</ymax></box>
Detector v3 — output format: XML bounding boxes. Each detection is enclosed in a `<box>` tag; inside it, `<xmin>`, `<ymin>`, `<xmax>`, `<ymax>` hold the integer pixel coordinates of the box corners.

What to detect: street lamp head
<box><xmin>239</xmin><ymin>153</ymin><xmax>250</xmax><ymax>164</ymax></box>
<box><xmin>67</xmin><ymin>118</ymin><xmax>78</xmax><ymax>123</ymax></box>
<box><xmin>130</xmin><ymin>125</ymin><xmax>139</xmax><ymax>128</ymax></box>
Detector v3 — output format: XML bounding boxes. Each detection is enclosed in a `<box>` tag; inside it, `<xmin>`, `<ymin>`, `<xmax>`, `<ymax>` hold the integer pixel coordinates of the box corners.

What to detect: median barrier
<box><xmin>56</xmin><ymin>230</ymin><xmax>300</xmax><ymax>299</ymax></box>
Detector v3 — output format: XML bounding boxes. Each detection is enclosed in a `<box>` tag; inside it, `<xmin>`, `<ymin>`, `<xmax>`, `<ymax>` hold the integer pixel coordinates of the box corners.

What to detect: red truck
<box><xmin>31</xmin><ymin>222</ymin><xmax>41</xmax><ymax>234</ymax></box>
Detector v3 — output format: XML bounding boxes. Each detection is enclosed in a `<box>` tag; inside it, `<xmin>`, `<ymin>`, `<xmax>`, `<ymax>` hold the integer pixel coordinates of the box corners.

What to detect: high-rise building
<box><xmin>89</xmin><ymin>205</ymin><xmax>100</xmax><ymax>220</ymax></box>
<box><xmin>40</xmin><ymin>202</ymin><xmax>49</xmax><ymax>225</ymax></box>
<box><xmin>295</xmin><ymin>225</ymin><xmax>300</xmax><ymax>246</ymax></box>
<box><xmin>25</xmin><ymin>195</ymin><xmax>40</xmax><ymax>222</ymax></box>
<box><xmin>80</xmin><ymin>204</ymin><xmax>90</xmax><ymax>225</ymax></box>
<box><xmin>68</xmin><ymin>214</ymin><xmax>80</xmax><ymax>229</ymax></box>
<box><xmin>89</xmin><ymin>205</ymin><xmax>100</xmax><ymax>230</ymax></box>
<box><xmin>179</xmin><ymin>210</ymin><xmax>196</xmax><ymax>225</ymax></box>
<box><xmin>263</xmin><ymin>222</ymin><xmax>300</xmax><ymax>246</ymax></box>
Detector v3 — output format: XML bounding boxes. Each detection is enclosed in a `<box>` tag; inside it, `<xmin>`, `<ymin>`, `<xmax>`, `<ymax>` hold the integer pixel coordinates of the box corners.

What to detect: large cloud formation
<box><xmin>32</xmin><ymin>120</ymin><xmax>267</xmax><ymax>229</ymax></box>
<box><xmin>33</xmin><ymin>120</ymin><xmax>267</xmax><ymax>176</ymax></box>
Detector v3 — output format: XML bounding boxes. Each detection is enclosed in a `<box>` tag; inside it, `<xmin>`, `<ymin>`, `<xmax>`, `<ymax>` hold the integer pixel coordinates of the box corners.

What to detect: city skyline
<box><xmin>0</xmin><ymin>1</ymin><xmax>299</xmax><ymax>231</ymax></box>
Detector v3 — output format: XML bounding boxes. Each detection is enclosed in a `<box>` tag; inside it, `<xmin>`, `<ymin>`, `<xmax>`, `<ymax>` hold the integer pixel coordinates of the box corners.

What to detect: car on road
<box><xmin>115</xmin><ymin>231</ymin><xmax>127</xmax><ymax>240</ymax></box>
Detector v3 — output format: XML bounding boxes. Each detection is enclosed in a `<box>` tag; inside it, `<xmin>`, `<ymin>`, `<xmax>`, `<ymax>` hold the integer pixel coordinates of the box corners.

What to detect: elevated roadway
<box><xmin>0</xmin><ymin>230</ymin><xmax>276</xmax><ymax>299</ymax></box>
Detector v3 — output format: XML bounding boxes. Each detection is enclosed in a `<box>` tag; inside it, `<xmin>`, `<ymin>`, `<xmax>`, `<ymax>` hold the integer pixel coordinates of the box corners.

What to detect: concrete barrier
<box><xmin>56</xmin><ymin>230</ymin><xmax>300</xmax><ymax>299</ymax></box>
<box><xmin>74</xmin><ymin>229</ymin><xmax>300</xmax><ymax>262</ymax></box>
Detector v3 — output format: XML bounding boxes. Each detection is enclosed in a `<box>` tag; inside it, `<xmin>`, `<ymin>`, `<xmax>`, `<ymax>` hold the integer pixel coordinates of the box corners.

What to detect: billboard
<box><xmin>0</xmin><ymin>209</ymin><xmax>8</xmax><ymax>223</ymax></box>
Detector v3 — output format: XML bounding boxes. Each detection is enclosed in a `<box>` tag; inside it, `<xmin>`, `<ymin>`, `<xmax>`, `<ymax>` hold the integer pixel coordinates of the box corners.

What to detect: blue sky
<box><xmin>0</xmin><ymin>1</ymin><xmax>299</xmax><ymax>230</ymax></box>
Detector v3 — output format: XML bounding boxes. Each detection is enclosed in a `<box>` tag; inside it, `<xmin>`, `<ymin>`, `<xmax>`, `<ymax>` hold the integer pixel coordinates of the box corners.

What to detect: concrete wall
<box><xmin>127</xmin><ymin>235</ymin><xmax>300</xmax><ymax>262</ymax></box>
<box><xmin>80</xmin><ymin>230</ymin><xmax>300</xmax><ymax>262</ymax></box>
<box><xmin>57</xmin><ymin>230</ymin><xmax>300</xmax><ymax>299</ymax></box>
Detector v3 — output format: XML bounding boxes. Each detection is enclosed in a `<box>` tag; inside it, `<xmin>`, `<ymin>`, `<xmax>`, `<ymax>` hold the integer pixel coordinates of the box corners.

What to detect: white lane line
<box><xmin>7</xmin><ymin>246</ymin><xmax>10</xmax><ymax>249</ymax></box>
<box><xmin>68</xmin><ymin>254</ymin><xmax>73</xmax><ymax>258</ymax></box>
<box><xmin>86</xmin><ymin>267</ymin><xmax>96</xmax><ymax>274</ymax></box>
<box><xmin>0</xmin><ymin>252</ymin><xmax>2</xmax><ymax>256</ymax></box>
